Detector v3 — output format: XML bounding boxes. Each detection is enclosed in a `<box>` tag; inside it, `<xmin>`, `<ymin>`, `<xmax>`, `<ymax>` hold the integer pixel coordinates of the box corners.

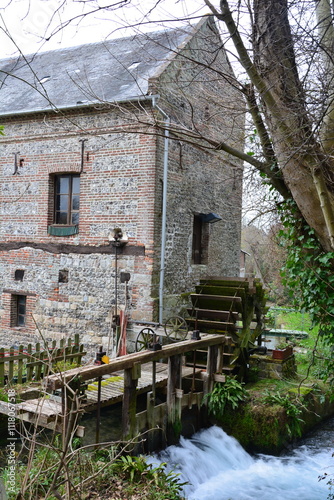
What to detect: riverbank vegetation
<box><xmin>3</xmin><ymin>437</ymin><xmax>185</xmax><ymax>499</ymax></box>
<box><xmin>207</xmin><ymin>308</ymin><xmax>334</xmax><ymax>454</ymax></box>
<box><xmin>215</xmin><ymin>375</ymin><xmax>334</xmax><ymax>455</ymax></box>
<box><xmin>2</xmin><ymin>308</ymin><xmax>333</xmax><ymax>497</ymax></box>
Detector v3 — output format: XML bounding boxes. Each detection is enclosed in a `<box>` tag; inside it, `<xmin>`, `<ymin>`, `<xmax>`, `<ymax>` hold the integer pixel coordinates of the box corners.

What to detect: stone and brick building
<box><xmin>0</xmin><ymin>17</ymin><xmax>244</xmax><ymax>352</ymax></box>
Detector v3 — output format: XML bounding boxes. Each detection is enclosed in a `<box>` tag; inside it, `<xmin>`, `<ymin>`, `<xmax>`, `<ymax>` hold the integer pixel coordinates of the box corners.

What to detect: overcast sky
<box><xmin>0</xmin><ymin>0</ymin><xmax>211</xmax><ymax>58</ymax></box>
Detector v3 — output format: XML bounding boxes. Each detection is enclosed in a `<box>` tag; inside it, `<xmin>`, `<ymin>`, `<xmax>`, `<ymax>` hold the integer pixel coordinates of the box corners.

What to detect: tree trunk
<box><xmin>317</xmin><ymin>0</ymin><xmax>334</xmax><ymax>154</ymax></box>
<box><xmin>251</xmin><ymin>0</ymin><xmax>334</xmax><ymax>251</ymax></box>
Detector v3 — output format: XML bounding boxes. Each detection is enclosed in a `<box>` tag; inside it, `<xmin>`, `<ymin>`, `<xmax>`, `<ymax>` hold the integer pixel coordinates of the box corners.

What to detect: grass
<box><xmin>268</xmin><ymin>307</ymin><xmax>317</xmax><ymax>334</ymax></box>
<box><xmin>267</xmin><ymin>306</ymin><xmax>333</xmax><ymax>382</ymax></box>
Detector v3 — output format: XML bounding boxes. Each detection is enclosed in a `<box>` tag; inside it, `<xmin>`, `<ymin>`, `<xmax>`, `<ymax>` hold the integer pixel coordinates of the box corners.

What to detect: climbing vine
<box><xmin>278</xmin><ymin>200</ymin><xmax>334</xmax><ymax>380</ymax></box>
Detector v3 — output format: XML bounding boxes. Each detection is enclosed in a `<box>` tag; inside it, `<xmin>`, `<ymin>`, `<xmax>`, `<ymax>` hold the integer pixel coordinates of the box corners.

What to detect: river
<box><xmin>148</xmin><ymin>419</ymin><xmax>334</xmax><ymax>500</ymax></box>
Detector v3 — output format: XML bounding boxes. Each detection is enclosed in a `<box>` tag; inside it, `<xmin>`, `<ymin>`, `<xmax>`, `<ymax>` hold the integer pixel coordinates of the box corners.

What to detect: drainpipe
<box><xmin>152</xmin><ymin>96</ymin><xmax>170</xmax><ymax>325</ymax></box>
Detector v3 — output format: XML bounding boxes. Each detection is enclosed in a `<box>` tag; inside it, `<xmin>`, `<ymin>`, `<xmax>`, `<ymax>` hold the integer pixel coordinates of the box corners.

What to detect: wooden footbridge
<box><xmin>81</xmin><ymin>362</ymin><xmax>198</xmax><ymax>411</ymax></box>
<box><xmin>11</xmin><ymin>333</ymin><xmax>232</xmax><ymax>450</ymax></box>
<box><xmin>3</xmin><ymin>277</ymin><xmax>267</xmax><ymax>450</ymax></box>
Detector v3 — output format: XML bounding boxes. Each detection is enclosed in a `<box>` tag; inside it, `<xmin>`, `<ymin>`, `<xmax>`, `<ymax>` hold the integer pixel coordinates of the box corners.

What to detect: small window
<box><xmin>58</xmin><ymin>270</ymin><xmax>69</xmax><ymax>283</ymax></box>
<box><xmin>11</xmin><ymin>295</ymin><xmax>26</xmax><ymax>327</ymax></box>
<box><xmin>192</xmin><ymin>215</ymin><xmax>209</xmax><ymax>265</ymax></box>
<box><xmin>54</xmin><ymin>174</ymin><xmax>80</xmax><ymax>225</ymax></box>
<box><xmin>14</xmin><ymin>269</ymin><xmax>25</xmax><ymax>281</ymax></box>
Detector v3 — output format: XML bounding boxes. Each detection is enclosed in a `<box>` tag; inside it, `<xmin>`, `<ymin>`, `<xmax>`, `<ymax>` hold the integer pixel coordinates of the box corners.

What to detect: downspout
<box><xmin>152</xmin><ymin>96</ymin><xmax>170</xmax><ymax>325</ymax></box>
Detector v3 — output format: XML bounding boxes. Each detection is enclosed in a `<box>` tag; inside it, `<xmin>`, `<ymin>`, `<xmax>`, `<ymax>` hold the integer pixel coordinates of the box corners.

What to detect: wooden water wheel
<box><xmin>186</xmin><ymin>277</ymin><xmax>267</xmax><ymax>378</ymax></box>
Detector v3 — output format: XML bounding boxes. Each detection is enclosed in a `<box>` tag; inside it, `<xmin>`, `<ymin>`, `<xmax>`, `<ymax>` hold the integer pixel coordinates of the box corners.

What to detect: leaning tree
<box><xmin>201</xmin><ymin>0</ymin><xmax>334</xmax><ymax>341</ymax></box>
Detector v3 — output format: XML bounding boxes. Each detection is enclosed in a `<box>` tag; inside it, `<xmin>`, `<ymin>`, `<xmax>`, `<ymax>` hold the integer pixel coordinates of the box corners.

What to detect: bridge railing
<box><xmin>45</xmin><ymin>334</ymin><xmax>230</xmax><ymax>448</ymax></box>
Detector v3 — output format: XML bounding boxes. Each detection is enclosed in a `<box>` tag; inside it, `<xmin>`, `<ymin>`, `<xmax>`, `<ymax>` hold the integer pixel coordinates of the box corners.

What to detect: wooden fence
<box><xmin>0</xmin><ymin>334</ymin><xmax>85</xmax><ymax>387</ymax></box>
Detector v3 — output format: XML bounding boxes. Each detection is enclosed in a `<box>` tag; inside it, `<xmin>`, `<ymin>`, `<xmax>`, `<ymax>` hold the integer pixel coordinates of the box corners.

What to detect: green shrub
<box><xmin>203</xmin><ymin>376</ymin><xmax>248</xmax><ymax>417</ymax></box>
<box><xmin>113</xmin><ymin>455</ymin><xmax>186</xmax><ymax>499</ymax></box>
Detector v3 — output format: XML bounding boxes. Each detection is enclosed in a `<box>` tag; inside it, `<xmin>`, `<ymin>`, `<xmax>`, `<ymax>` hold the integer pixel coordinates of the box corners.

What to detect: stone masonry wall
<box><xmin>0</xmin><ymin>19</ymin><xmax>244</xmax><ymax>351</ymax></box>
<box><xmin>150</xmin><ymin>17</ymin><xmax>244</xmax><ymax>313</ymax></box>
<box><xmin>0</xmin><ymin>108</ymin><xmax>157</xmax><ymax>352</ymax></box>
<box><xmin>249</xmin><ymin>353</ymin><xmax>297</xmax><ymax>380</ymax></box>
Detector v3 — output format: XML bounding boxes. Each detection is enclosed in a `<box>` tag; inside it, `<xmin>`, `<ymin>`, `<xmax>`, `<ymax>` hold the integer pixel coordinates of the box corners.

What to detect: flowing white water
<box><xmin>149</xmin><ymin>424</ymin><xmax>334</xmax><ymax>500</ymax></box>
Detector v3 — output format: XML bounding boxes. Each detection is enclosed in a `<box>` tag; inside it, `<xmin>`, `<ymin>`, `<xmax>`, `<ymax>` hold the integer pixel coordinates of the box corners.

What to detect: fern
<box><xmin>202</xmin><ymin>376</ymin><xmax>248</xmax><ymax>417</ymax></box>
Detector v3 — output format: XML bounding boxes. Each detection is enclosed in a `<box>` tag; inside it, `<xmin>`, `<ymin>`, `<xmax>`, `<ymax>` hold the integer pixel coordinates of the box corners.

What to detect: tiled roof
<box><xmin>0</xmin><ymin>26</ymin><xmax>192</xmax><ymax>115</ymax></box>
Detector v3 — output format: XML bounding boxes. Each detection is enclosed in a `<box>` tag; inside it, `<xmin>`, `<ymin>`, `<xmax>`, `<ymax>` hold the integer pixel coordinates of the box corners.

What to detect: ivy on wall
<box><xmin>279</xmin><ymin>199</ymin><xmax>334</xmax><ymax>353</ymax></box>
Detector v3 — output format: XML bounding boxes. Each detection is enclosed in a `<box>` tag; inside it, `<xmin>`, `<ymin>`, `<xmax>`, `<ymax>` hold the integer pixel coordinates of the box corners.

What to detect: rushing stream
<box><xmin>148</xmin><ymin>420</ymin><xmax>334</xmax><ymax>500</ymax></box>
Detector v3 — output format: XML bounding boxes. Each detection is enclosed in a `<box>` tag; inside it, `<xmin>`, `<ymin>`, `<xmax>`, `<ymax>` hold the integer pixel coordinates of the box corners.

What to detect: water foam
<box><xmin>149</xmin><ymin>426</ymin><xmax>333</xmax><ymax>500</ymax></box>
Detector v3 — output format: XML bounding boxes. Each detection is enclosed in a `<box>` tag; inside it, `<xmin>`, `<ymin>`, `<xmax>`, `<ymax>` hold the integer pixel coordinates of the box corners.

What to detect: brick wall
<box><xmin>0</xmin><ymin>108</ymin><xmax>157</xmax><ymax>350</ymax></box>
<box><xmin>0</xmin><ymin>20</ymin><xmax>244</xmax><ymax>351</ymax></box>
<box><xmin>0</xmin><ymin>111</ymin><xmax>157</xmax><ymax>246</ymax></box>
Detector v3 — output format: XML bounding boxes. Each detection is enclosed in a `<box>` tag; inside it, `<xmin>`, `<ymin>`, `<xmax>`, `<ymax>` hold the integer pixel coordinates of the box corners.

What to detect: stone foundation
<box><xmin>249</xmin><ymin>352</ymin><xmax>296</xmax><ymax>379</ymax></box>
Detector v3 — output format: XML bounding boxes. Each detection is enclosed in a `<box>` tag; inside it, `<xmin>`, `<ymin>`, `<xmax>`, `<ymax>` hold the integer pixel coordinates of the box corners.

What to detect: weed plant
<box><xmin>263</xmin><ymin>390</ymin><xmax>304</xmax><ymax>438</ymax></box>
<box><xmin>3</xmin><ymin>440</ymin><xmax>186</xmax><ymax>499</ymax></box>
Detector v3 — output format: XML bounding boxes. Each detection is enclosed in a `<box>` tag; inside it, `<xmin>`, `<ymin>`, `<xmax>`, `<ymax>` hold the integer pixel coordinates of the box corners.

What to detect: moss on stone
<box><xmin>215</xmin><ymin>401</ymin><xmax>288</xmax><ymax>454</ymax></box>
<box><xmin>210</xmin><ymin>379</ymin><xmax>334</xmax><ymax>455</ymax></box>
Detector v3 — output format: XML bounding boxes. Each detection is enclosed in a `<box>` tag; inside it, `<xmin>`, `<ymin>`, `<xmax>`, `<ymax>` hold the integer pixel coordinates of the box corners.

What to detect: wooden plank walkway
<box><xmin>83</xmin><ymin>362</ymin><xmax>200</xmax><ymax>410</ymax></box>
<box><xmin>15</xmin><ymin>398</ymin><xmax>85</xmax><ymax>436</ymax></box>
<box><xmin>17</xmin><ymin>398</ymin><xmax>62</xmax><ymax>419</ymax></box>
<box><xmin>12</xmin><ymin>362</ymin><xmax>202</xmax><ymax>425</ymax></box>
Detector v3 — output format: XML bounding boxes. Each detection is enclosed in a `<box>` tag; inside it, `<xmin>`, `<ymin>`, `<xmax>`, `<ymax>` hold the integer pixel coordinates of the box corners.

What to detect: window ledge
<box><xmin>48</xmin><ymin>225</ymin><xmax>79</xmax><ymax>236</ymax></box>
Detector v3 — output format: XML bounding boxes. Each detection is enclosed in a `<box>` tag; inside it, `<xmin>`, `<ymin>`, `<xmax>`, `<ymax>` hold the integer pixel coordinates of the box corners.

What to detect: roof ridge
<box><xmin>0</xmin><ymin>24</ymin><xmax>194</xmax><ymax>63</ymax></box>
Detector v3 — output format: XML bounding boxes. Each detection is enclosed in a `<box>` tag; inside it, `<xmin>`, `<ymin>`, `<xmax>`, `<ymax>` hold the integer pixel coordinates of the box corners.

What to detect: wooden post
<box><xmin>147</xmin><ymin>391</ymin><xmax>155</xmax><ymax>430</ymax></box>
<box><xmin>96</xmin><ymin>376</ymin><xmax>102</xmax><ymax>446</ymax></box>
<box><xmin>146</xmin><ymin>391</ymin><xmax>156</xmax><ymax>452</ymax></box>
<box><xmin>26</xmin><ymin>344</ymin><xmax>33</xmax><ymax>382</ymax></box>
<box><xmin>0</xmin><ymin>348</ymin><xmax>4</xmax><ymax>388</ymax></box>
<box><xmin>217</xmin><ymin>341</ymin><xmax>224</xmax><ymax>374</ymax></box>
<box><xmin>17</xmin><ymin>345</ymin><xmax>24</xmax><ymax>384</ymax></box>
<box><xmin>61</xmin><ymin>375</ymin><xmax>81</xmax><ymax>448</ymax></box>
<box><xmin>74</xmin><ymin>333</ymin><xmax>82</xmax><ymax>365</ymax></box>
<box><xmin>34</xmin><ymin>343</ymin><xmax>42</xmax><ymax>381</ymax></box>
<box><xmin>8</xmin><ymin>347</ymin><xmax>14</xmax><ymax>383</ymax></box>
<box><xmin>204</xmin><ymin>345</ymin><xmax>218</xmax><ymax>396</ymax></box>
<box><xmin>122</xmin><ymin>363</ymin><xmax>141</xmax><ymax>440</ymax></box>
<box><xmin>43</xmin><ymin>341</ymin><xmax>50</xmax><ymax>379</ymax></box>
<box><xmin>152</xmin><ymin>360</ymin><xmax>156</xmax><ymax>402</ymax></box>
<box><xmin>46</xmin><ymin>339</ymin><xmax>56</xmax><ymax>376</ymax></box>
<box><xmin>167</xmin><ymin>354</ymin><xmax>182</xmax><ymax>444</ymax></box>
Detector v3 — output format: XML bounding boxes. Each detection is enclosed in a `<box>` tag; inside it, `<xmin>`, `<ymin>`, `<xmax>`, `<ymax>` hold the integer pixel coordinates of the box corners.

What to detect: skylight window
<box><xmin>128</xmin><ymin>62</ymin><xmax>140</xmax><ymax>70</ymax></box>
<box><xmin>39</xmin><ymin>76</ymin><xmax>51</xmax><ymax>84</ymax></box>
